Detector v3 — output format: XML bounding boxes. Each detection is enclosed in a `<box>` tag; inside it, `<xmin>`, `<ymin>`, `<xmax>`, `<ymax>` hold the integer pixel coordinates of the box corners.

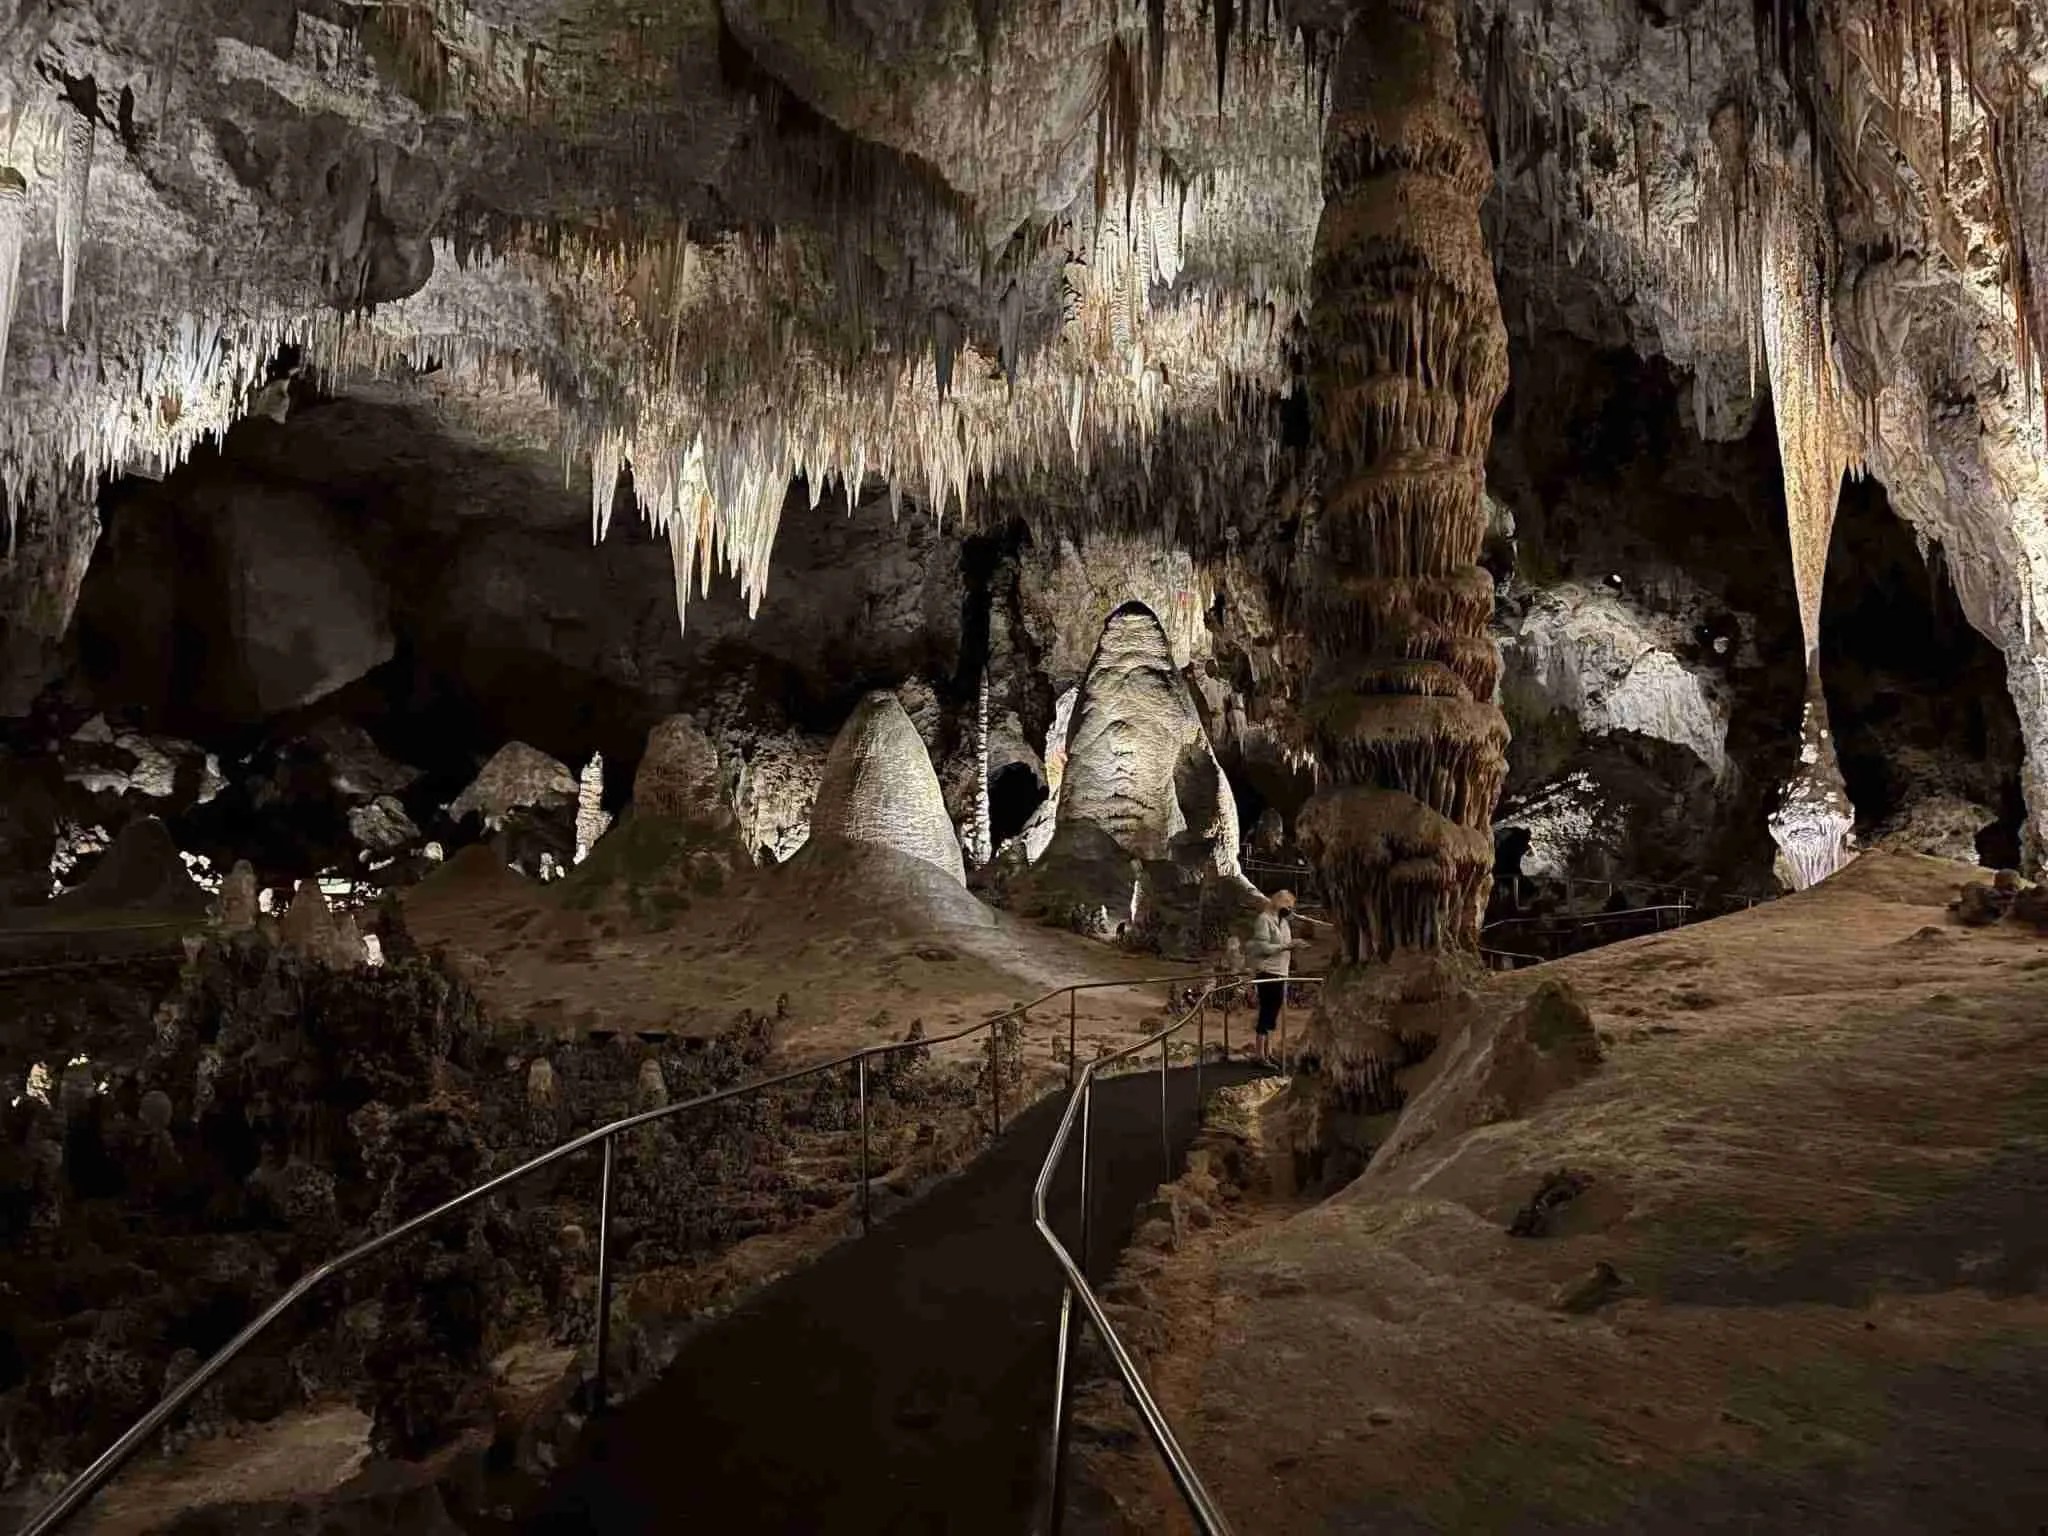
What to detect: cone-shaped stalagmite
<box><xmin>1298</xmin><ymin>0</ymin><xmax>1510</xmax><ymax>966</ymax></box>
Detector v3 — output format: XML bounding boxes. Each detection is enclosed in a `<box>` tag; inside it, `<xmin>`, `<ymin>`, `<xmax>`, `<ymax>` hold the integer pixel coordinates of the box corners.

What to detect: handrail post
<box><xmin>990</xmin><ymin>1023</ymin><xmax>1003</xmax><ymax>1136</ymax></box>
<box><xmin>1222</xmin><ymin>984</ymin><xmax>1230</xmax><ymax>1062</ymax></box>
<box><xmin>1195</xmin><ymin>990</ymin><xmax>1205</xmax><ymax>1101</ymax></box>
<box><xmin>1047</xmin><ymin>1283</ymin><xmax>1076</xmax><ymax>1536</ymax></box>
<box><xmin>857</xmin><ymin>1054</ymin><xmax>871</xmax><ymax>1235</ymax></box>
<box><xmin>1067</xmin><ymin>989</ymin><xmax>1077</xmax><ymax>1089</ymax></box>
<box><xmin>594</xmin><ymin>1135</ymin><xmax>615</xmax><ymax>1414</ymax></box>
<box><xmin>1079</xmin><ymin>1080</ymin><xmax>1093</xmax><ymax>1273</ymax></box>
<box><xmin>1159</xmin><ymin>1034</ymin><xmax>1170</xmax><ymax>1183</ymax></box>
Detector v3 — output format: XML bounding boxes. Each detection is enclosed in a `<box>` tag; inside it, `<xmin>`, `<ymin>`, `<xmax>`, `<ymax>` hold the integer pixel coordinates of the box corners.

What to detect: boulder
<box><xmin>807</xmin><ymin>692</ymin><xmax>965</xmax><ymax>885</ymax></box>
<box><xmin>348</xmin><ymin>796</ymin><xmax>421</xmax><ymax>854</ymax></box>
<box><xmin>449</xmin><ymin>743</ymin><xmax>578</xmax><ymax>829</ymax></box>
<box><xmin>449</xmin><ymin>743</ymin><xmax>579</xmax><ymax>878</ymax></box>
<box><xmin>214</xmin><ymin>484</ymin><xmax>396</xmax><ymax>714</ymax></box>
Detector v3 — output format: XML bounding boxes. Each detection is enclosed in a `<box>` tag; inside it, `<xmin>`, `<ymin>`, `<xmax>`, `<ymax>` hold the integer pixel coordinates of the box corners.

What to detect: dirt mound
<box><xmin>405</xmin><ymin>842</ymin><xmax>536</xmax><ymax>918</ymax></box>
<box><xmin>555</xmin><ymin>812</ymin><xmax>750</xmax><ymax>932</ymax></box>
<box><xmin>18</xmin><ymin>817</ymin><xmax>210</xmax><ymax>925</ymax></box>
<box><xmin>779</xmin><ymin>836</ymin><xmax>995</xmax><ymax>933</ymax></box>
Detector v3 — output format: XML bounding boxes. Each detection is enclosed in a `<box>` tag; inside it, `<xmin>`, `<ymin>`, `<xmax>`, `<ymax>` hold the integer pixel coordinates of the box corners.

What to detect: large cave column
<box><xmin>1295</xmin><ymin>0</ymin><xmax>1510</xmax><ymax>977</ymax></box>
<box><xmin>1762</xmin><ymin>192</ymin><xmax>1857</xmax><ymax>890</ymax></box>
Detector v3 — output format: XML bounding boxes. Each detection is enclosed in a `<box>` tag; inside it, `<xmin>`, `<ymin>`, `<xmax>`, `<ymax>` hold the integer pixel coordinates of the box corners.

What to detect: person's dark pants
<box><xmin>1254</xmin><ymin>973</ymin><xmax>1285</xmax><ymax>1039</ymax></box>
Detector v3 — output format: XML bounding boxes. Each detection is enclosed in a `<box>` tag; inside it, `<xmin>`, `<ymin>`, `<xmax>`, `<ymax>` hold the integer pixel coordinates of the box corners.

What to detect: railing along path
<box><xmin>1033</xmin><ymin>973</ymin><xmax>1326</xmax><ymax>1536</ymax></box>
<box><xmin>16</xmin><ymin>969</ymin><xmax>1217</xmax><ymax>1536</ymax></box>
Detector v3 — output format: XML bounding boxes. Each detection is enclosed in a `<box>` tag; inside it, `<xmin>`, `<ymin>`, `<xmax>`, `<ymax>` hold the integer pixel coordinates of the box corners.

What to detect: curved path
<box><xmin>507</xmin><ymin>1063</ymin><xmax>1259</xmax><ymax>1534</ymax></box>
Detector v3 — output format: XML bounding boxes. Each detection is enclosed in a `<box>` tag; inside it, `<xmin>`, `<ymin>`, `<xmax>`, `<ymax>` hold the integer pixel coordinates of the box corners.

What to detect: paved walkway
<box><xmin>512</xmin><ymin>1063</ymin><xmax>1258</xmax><ymax>1534</ymax></box>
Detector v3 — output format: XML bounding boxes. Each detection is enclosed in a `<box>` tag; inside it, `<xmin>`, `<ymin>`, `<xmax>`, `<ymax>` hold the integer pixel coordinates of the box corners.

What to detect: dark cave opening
<box><xmin>1819</xmin><ymin>476</ymin><xmax>2025</xmax><ymax>866</ymax></box>
<box><xmin>1484</xmin><ymin>323</ymin><xmax>1808</xmax><ymax>895</ymax></box>
<box><xmin>988</xmin><ymin>760</ymin><xmax>1046</xmax><ymax>846</ymax></box>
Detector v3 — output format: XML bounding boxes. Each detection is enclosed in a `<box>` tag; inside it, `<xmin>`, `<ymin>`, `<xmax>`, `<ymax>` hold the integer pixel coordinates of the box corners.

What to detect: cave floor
<box><xmin>482</xmin><ymin>1062</ymin><xmax>1261</xmax><ymax>1534</ymax></box>
<box><xmin>402</xmin><ymin>842</ymin><xmax>1189</xmax><ymax>1070</ymax></box>
<box><xmin>1074</xmin><ymin>853</ymin><xmax>2048</xmax><ymax>1534</ymax></box>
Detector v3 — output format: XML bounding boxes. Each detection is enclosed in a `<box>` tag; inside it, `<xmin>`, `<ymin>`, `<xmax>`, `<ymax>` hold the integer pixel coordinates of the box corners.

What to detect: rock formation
<box><xmin>278</xmin><ymin>880</ymin><xmax>365</xmax><ymax>969</ymax></box>
<box><xmin>449</xmin><ymin>744</ymin><xmax>579</xmax><ymax>830</ymax></box>
<box><xmin>632</xmin><ymin>716</ymin><xmax>730</xmax><ymax>826</ymax></box>
<box><xmin>807</xmin><ymin>691</ymin><xmax>965</xmax><ymax>885</ymax></box>
<box><xmin>1057</xmin><ymin>601</ymin><xmax>1235</xmax><ymax>870</ymax></box>
<box><xmin>1296</xmin><ymin>0</ymin><xmax>1510</xmax><ymax>967</ymax></box>
<box><xmin>12</xmin><ymin>816</ymin><xmax>210</xmax><ymax>925</ymax></box>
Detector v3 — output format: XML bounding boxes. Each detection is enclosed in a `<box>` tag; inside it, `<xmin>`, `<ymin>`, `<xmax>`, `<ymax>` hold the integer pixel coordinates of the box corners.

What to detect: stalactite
<box><xmin>0</xmin><ymin>167</ymin><xmax>23</xmax><ymax>407</ymax></box>
<box><xmin>56</xmin><ymin>111</ymin><xmax>93</xmax><ymax>333</ymax></box>
<box><xmin>1761</xmin><ymin>180</ymin><xmax>1857</xmax><ymax>661</ymax></box>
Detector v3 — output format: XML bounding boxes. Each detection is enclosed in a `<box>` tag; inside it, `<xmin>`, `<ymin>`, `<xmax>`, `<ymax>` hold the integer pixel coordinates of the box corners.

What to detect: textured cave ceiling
<box><xmin>0</xmin><ymin>0</ymin><xmax>2043</xmax><ymax>698</ymax></box>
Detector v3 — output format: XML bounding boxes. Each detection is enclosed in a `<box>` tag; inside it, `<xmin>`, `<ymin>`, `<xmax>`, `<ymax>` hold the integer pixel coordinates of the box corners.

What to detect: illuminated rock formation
<box><xmin>807</xmin><ymin>691</ymin><xmax>965</xmax><ymax>885</ymax></box>
<box><xmin>1061</xmin><ymin>603</ymin><xmax>1204</xmax><ymax>862</ymax></box>
<box><xmin>449</xmin><ymin>744</ymin><xmax>578</xmax><ymax>831</ymax></box>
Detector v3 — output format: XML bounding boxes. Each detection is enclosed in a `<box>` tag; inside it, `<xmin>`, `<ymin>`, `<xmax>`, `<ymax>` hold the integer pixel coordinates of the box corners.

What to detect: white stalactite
<box><xmin>0</xmin><ymin>168</ymin><xmax>26</xmax><ymax>408</ymax></box>
<box><xmin>56</xmin><ymin>111</ymin><xmax>93</xmax><ymax>332</ymax></box>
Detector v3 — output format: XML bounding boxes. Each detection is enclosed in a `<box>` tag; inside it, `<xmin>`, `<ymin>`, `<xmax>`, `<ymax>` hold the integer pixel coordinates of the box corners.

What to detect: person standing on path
<box><xmin>1244</xmin><ymin>890</ymin><xmax>1308</xmax><ymax>1064</ymax></box>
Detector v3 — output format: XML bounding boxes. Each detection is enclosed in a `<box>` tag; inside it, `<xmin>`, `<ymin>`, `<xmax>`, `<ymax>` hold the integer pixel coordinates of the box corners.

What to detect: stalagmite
<box><xmin>574</xmin><ymin>752</ymin><xmax>610</xmax><ymax>863</ymax></box>
<box><xmin>808</xmin><ymin>691</ymin><xmax>966</xmax><ymax>885</ymax></box>
<box><xmin>1761</xmin><ymin>181</ymin><xmax>1862</xmax><ymax>888</ymax></box>
<box><xmin>1293</xmin><ymin>0</ymin><xmax>1510</xmax><ymax>1130</ymax></box>
<box><xmin>970</xmin><ymin>666</ymin><xmax>993</xmax><ymax>867</ymax></box>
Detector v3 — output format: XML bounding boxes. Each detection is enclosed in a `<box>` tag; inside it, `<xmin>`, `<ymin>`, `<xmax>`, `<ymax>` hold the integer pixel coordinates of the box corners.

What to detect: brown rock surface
<box><xmin>1073</xmin><ymin>853</ymin><xmax>2048</xmax><ymax>1532</ymax></box>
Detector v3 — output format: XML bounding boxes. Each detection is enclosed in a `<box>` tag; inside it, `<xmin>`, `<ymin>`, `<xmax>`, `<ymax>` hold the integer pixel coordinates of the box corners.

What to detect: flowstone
<box><xmin>1010</xmin><ymin>601</ymin><xmax>1256</xmax><ymax>943</ymax></box>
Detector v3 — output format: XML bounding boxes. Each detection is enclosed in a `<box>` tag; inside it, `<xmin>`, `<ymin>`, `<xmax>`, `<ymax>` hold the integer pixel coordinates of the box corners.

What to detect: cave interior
<box><xmin>2</xmin><ymin>0</ymin><xmax>2048</xmax><ymax>1529</ymax></box>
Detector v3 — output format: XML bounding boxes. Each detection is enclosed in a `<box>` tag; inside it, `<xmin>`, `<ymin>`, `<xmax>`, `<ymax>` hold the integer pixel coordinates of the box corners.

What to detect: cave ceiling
<box><xmin>0</xmin><ymin>0</ymin><xmax>2043</xmax><ymax>683</ymax></box>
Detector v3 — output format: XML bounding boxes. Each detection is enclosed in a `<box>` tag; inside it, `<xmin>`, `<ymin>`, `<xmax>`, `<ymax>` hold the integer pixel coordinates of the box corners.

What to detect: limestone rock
<box><xmin>215</xmin><ymin>485</ymin><xmax>396</xmax><ymax>715</ymax></box>
<box><xmin>1057</xmin><ymin>601</ymin><xmax>1241</xmax><ymax>878</ymax></box>
<box><xmin>2007</xmin><ymin>883</ymin><xmax>2048</xmax><ymax>932</ymax></box>
<box><xmin>635</xmin><ymin>1058</ymin><xmax>669</xmax><ymax>1112</ymax></box>
<box><xmin>1060</xmin><ymin>603</ymin><xmax>1201</xmax><ymax>863</ymax></box>
<box><xmin>808</xmin><ymin>692</ymin><xmax>965</xmax><ymax>885</ymax></box>
<box><xmin>218</xmin><ymin>860</ymin><xmax>260</xmax><ymax>933</ymax></box>
<box><xmin>633</xmin><ymin>716</ymin><xmax>729</xmax><ymax>824</ymax></box>
<box><xmin>348</xmin><ymin>795</ymin><xmax>421</xmax><ymax>854</ymax></box>
<box><xmin>279</xmin><ymin>881</ymin><xmax>363</xmax><ymax>968</ymax></box>
<box><xmin>1498</xmin><ymin>582</ymin><xmax>1731</xmax><ymax>778</ymax></box>
<box><xmin>1953</xmin><ymin>881</ymin><xmax>2012</xmax><ymax>927</ymax></box>
<box><xmin>303</xmin><ymin>720</ymin><xmax>422</xmax><ymax>802</ymax></box>
<box><xmin>449</xmin><ymin>744</ymin><xmax>579</xmax><ymax>830</ymax></box>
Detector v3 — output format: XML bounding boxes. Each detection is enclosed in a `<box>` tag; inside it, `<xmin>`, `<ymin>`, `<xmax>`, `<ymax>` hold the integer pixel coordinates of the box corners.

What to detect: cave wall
<box><xmin>1820</xmin><ymin>476</ymin><xmax>2026</xmax><ymax>865</ymax></box>
<box><xmin>1485</xmin><ymin>326</ymin><xmax>1807</xmax><ymax>894</ymax></box>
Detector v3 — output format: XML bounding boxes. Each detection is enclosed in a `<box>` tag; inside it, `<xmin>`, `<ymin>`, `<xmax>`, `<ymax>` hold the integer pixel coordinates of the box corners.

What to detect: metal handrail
<box><xmin>17</xmin><ymin>968</ymin><xmax>1212</xmax><ymax>1536</ymax></box>
<box><xmin>1031</xmin><ymin>973</ymin><xmax>1327</xmax><ymax>1536</ymax></box>
<box><xmin>1481</xmin><ymin>902</ymin><xmax>1692</xmax><ymax>932</ymax></box>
